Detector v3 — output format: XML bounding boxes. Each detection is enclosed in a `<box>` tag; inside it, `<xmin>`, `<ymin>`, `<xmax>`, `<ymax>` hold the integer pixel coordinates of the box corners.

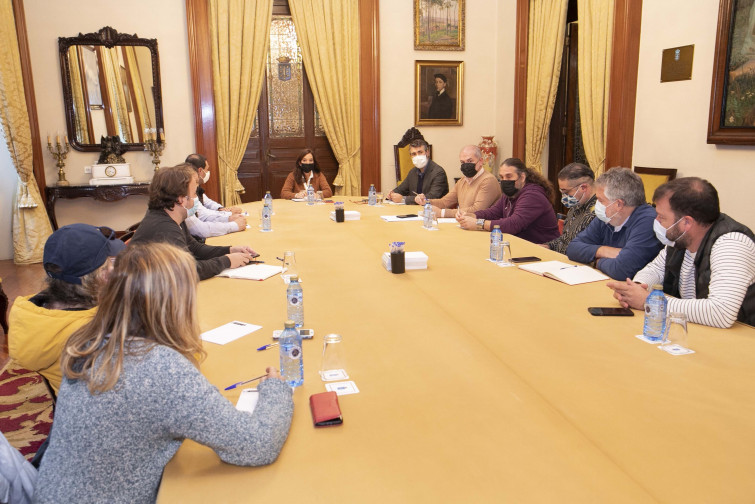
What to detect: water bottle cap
<box><xmin>493</xmin><ymin>225</ymin><xmax>500</xmax><ymax>229</ymax></box>
<box><xmin>289</xmin><ymin>275</ymin><xmax>299</xmax><ymax>282</ymax></box>
<box><xmin>284</xmin><ymin>320</ymin><xmax>295</xmax><ymax>328</ymax></box>
<box><xmin>652</xmin><ymin>284</ymin><xmax>663</xmax><ymax>290</ymax></box>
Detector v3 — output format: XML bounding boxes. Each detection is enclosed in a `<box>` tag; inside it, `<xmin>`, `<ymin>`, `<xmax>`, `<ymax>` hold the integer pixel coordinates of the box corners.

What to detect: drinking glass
<box><xmin>500</xmin><ymin>241</ymin><xmax>513</xmax><ymax>266</ymax></box>
<box><xmin>320</xmin><ymin>334</ymin><xmax>347</xmax><ymax>381</ymax></box>
<box><xmin>375</xmin><ymin>192</ymin><xmax>384</xmax><ymax>206</ymax></box>
<box><xmin>316</xmin><ymin>190</ymin><xmax>324</xmax><ymax>202</ymax></box>
<box><xmin>662</xmin><ymin>312</ymin><xmax>688</xmax><ymax>348</ymax></box>
<box><xmin>281</xmin><ymin>250</ymin><xmax>298</xmax><ymax>282</ymax></box>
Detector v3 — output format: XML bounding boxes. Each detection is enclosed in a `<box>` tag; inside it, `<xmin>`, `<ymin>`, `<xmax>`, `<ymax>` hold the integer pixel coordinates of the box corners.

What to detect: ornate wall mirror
<box><xmin>58</xmin><ymin>26</ymin><xmax>163</xmax><ymax>152</ymax></box>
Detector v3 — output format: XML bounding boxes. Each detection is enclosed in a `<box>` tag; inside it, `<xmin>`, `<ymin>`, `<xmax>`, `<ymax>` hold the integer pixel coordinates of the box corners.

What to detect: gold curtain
<box><xmin>525</xmin><ymin>0</ymin><xmax>568</xmax><ymax>173</ymax></box>
<box><xmin>577</xmin><ymin>0</ymin><xmax>614</xmax><ymax>176</ymax></box>
<box><xmin>67</xmin><ymin>47</ymin><xmax>89</xmax><ymax>143</ymax></box>
<box><xmin>209</xmin><ymin>0</ymin><xmax>273</xmax><ymax>205</ymax></box>
<box><xmin>0</xmin><ymin>0</ymin><xmax>52</xmax><ymax>264</ymax></box>
<box><xmin>290</xmin><ymin>0</ymin><xmax>361</xmax><ymax>196</ymax></box>
<box><xmin>124</xmin><ymin>46</ymin><xmax>152</xmax><ymax>138</ymax></box>
<box><xmin>99</xmin><ymin>46</ymin><xmax>132</xmax><ymax>142</ymax></box>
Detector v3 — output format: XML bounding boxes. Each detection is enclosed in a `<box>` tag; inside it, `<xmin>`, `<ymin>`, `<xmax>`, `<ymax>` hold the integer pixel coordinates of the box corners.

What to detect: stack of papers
<box><xmin>329</xmin><ymin>210</ymin><xmax>361</xmax><ymax>221</ymax></box>
<box><xmin>517</xmin><ymin>260</ymin><xmax>608</xmax><ymax>285</ymax></box>
<box><xmin>217</xmin><ymin>264</ymin><xmax>283</xmax><ymax>281</ymax></box>
<box><xmin>380</xmin><ymin>215</ymin><xmax>423</xmax><ymax>222</ymax></box>
<box><xmin>381</xmin><ymin>251</ymin><xmax>429</xmax><ymax>271</ymax></box>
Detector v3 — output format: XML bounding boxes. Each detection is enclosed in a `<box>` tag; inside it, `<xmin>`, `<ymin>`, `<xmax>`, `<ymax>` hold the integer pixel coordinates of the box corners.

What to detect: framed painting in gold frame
<box><xmin>414</xmin><ymin>0</ymin><xmax>465</xmax><ymax>51</ymax></box>
<box><xmin>415</xmin><ymin>60</ymin><xmax>463</xmax><ymax>127</ymax></box>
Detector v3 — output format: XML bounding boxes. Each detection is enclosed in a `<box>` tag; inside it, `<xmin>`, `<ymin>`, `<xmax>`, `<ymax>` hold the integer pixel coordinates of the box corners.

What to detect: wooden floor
<box><xmin>0</xmin><ymin>260</ymin><xmax>47</xmax><ymax>369</ymax></box>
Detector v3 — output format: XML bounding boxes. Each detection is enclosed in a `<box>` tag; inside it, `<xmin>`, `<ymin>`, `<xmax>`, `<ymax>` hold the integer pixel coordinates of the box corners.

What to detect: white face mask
<box><xmin>654</xmin><ymin>217</ymin><xmax>685</xmax><ymax>247</ymax></box>
<box><xmin>202</xmin><ymin>170</ymin><xmax>210</xmax><ymax>184</ymax></box>
<box><xmin>594</xmin><ymin>200</ymin><xmax>618</xmax><ymax>224</ymax></box>
<box><xmin>412</xmin><ymin>154</ymin><xmax>428</xmax><ymax>169</ymax></box>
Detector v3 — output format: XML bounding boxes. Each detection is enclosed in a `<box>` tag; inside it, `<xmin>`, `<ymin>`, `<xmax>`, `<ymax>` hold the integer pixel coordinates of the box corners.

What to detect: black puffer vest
<box><xmin>663</xmin><ymin>213</ymin><xmax>755</xmax><ymax>326</ymax></box>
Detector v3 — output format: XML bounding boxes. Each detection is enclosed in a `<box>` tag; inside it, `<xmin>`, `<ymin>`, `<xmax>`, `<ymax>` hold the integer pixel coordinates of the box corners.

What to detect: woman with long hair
<box><xmin>280</xmin><ymin>148</ymin><xmax>333</xmax><ymax>199</ymax></box>
<box><xmin>456</xmin><ymin>157</ymin><xmax>560</xmax><ymax>243</ymax></box>
<box><xmin>34</xmin><ymin>242</ymin><xmax>293</xmax><ymax>503</ymax></box>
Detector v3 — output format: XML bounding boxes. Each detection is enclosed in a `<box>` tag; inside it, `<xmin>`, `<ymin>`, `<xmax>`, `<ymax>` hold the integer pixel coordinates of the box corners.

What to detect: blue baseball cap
<box><xmin>43</xmin><ymin>224</ymin><xmax>126</xmax><ymax>285</ymax></box>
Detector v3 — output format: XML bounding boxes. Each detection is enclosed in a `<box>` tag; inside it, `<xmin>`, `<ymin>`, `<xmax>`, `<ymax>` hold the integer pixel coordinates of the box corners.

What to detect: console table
<box><xmin>44</xmin><ymin>183</ymin><xmax>151</xmax><ymax>231</ymax></box>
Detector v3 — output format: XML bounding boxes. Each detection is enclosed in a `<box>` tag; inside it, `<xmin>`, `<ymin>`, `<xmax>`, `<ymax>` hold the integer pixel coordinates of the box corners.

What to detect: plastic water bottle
<box><xmin>643</xmin><ymin>284</ymin><xmax>667</xmax><ymax>342</ymax></box>
<box><xmin>264</xmin><ymin>191</ymin><xmax>273</xmax><ymax>213</ymax></box>
<box><xmin>261</xmin><ymin>203</ymin><xmax>271</xmax><ymax>231</ymax></box>
<box><xmin>279</xmin><ymin>320</ymin><xmax>303</xmax><ymax>387</ymax></box>
<box><xmin>306</xmin><ymin>184</ymin><xmax>315</xmax><ymax>206</ymax></box>
<box><xmin>368</xmin><ymin>184</ymin><xmax>376</xmax><ymax>206</ymax></box>
<box><xmin>490</xmin><ymin>225</ymin><xmax>503</xmax><ymax>262</ymax></box>
<box><xmin>423</xmin><ymin>202</ymin><xmax>433</xmax><ymax>229</ymax></box>
<box><xmin>286</xmin><ymin>275</ymin><xmax>304</xmax><ymax>328</ymax></box>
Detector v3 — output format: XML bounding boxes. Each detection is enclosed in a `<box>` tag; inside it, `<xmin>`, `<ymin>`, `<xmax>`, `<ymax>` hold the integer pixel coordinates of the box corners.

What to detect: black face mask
<box><xmin>500</xmin><ymin>179</ymin><xmax>519</xmax><ymax>197</ymax></box>
<box><xmin>460</xmin><ymin>162</ymin><xmax>477</xmax><ymax>178</ymax></box>
<box><xmin>300</xmin><ymin>163</ymin><xmax>314</xmax><ymax>173</ymax></box>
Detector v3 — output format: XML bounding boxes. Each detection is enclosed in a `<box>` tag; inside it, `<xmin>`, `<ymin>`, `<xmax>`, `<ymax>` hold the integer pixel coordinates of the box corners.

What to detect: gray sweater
<box><xmin>33</xmin><ymin>345</ymin><xmax>294</xmax><ymax>503</ymax></box>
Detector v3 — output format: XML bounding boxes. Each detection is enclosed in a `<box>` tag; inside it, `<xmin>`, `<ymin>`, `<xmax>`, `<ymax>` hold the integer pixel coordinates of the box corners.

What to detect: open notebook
<box><xmin>517</xmin><ymin>260</ymin><xmax>608</xmax><ymax>285</ymax></box>
<box><xmin>216</xmin><ymin>264</ymin><xmax>283</xmax><ymax>281</ymax></box>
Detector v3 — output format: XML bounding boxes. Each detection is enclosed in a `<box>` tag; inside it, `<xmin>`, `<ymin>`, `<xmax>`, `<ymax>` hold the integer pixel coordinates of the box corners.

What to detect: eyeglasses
<box><xmin>559</xmin><ymin>184</ymin><xmax>582</xmax><ymax>197</ymax></box>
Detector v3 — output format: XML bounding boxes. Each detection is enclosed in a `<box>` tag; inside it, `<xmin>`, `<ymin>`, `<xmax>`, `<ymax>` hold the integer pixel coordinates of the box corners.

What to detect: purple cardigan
<box><xmin>474</xmin><ymin>183</ymin><xmax>560</xmax><ymax>243</ymax></box>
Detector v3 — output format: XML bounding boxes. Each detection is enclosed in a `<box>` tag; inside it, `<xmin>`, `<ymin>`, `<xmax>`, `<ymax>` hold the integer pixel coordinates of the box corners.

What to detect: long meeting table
<box><xmin>158</xmin><ymin>198</ymin><xmax>755</xmax><ymax>503</ymax></box>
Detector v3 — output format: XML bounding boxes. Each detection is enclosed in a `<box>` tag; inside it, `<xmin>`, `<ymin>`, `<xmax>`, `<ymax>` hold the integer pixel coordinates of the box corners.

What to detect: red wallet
<box><xmin>309</xmin><ymin>391</ymin><xmax>343</xmax><ymax>427</ymax></box>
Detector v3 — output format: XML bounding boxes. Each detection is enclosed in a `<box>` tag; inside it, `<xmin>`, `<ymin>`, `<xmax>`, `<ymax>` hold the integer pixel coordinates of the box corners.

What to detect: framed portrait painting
<box><xmin>414</xmin><ymin>0</ymin><xmax>465</xmax><ymax>51</ymax></box>
<box><xmin>415</xmin><ymin>60</ymin><xmax>463</xmax><ymax>126</ymax></box>
<box><xmin>707</xmin><ymin>0</ymin><xmax>755</xmax><ymax>144</ymax></box>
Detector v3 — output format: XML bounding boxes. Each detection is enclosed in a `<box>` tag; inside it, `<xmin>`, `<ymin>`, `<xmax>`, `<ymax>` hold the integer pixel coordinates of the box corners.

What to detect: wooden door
<box><xmin>237</xmin><ymin>15</ymin><xmax>338</xmax><ymax>202</ymax></box>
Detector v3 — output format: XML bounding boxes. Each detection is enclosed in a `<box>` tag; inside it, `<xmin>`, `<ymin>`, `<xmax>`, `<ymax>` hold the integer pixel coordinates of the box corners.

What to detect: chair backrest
<box><xmin>0</xmin><ymin>279</ymin><xmax>9</xmax><ymax>334</ymax></box>
<box><xmin>634</xmin><ymin>166</ymin><xmax>678</xmax><ymax>204</ymax></box>
<box><xmin>393</xmin><ymin>127</ymin><xmax>432</xmax><ymax>183</ymax></box>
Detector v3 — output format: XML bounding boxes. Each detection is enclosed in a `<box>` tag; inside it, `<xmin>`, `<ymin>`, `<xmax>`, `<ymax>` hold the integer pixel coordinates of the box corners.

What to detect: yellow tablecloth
<box><xmin>159</xmin><ymin>198</ymin><xmax>755</xmax><ymax>503</ymax></box>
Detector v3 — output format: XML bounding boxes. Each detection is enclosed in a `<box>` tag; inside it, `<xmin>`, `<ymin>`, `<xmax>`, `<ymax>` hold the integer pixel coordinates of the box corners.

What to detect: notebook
<box><xmin>216</xmin><ymin>264</ymin><xmax>283</xmax><ymax>281</ymax></box>
<box><xmin>517</xmin><ymin>260</ymin><xmax>608</xmax><ymax>285</ymax></box>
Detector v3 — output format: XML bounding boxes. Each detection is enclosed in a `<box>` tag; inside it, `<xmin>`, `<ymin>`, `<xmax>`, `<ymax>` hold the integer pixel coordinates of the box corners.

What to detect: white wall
<box><xmin>379</xmin><ymin>1</ymin><xmax>518</xmax><ymax>191</ymax></box>
<box><xmin>0</xmin><ymin>130</ymin><xmax>17</xmax><ymax>260</ymax></box>
<box><xmin>633</xmin><ymin>0</ymin><xmax>755</xmax><ymax>230</ymax></box>
<box><xmin>22</xmin><ymin>0</ymin><xmax>195</xmax><ymax>229</ymax></box>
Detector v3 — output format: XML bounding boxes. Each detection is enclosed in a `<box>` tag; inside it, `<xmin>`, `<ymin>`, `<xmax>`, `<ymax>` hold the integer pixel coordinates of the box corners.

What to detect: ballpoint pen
<box><xmin>256</xmin><ymin>342</ymin><xmax>279</xmax><ymax>351</ymax></box>
<box><xmin>224</xmin><ymin>374</ymin><xmax>267</xmax><ymax>390</ymax></box>
<box><xmin>559</xmin><ymin>265</ymin><xmax>579</xmax><ymax>269</ymax></box>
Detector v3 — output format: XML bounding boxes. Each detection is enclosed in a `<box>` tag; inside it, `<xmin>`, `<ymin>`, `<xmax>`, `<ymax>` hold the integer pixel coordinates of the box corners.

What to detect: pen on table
<box><xmin>248</xmin><ymin>260</ymin><xmax>264</xmax><ymax>264</ymax></box>
<box><xmin>256</xmin><ymin>342</ymin><xmax>279</xmax><ymax>351</ymax></box>
<box><xmin>224</xmin><ymin>373</ymin><xmax>267</xmax><ymax>390</ymax></box>
<box><xmin>276</xmin><ymin>256</ymin><xmax>284</xmax><ymax>262</ymax></box>
<box><xmin>559</xmin><ymin>265</ymin><xmax>578</xmax><ymax>270</ymax></box>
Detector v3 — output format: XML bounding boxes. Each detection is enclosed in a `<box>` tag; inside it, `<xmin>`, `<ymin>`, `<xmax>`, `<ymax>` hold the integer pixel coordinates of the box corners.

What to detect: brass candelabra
<box><xmin>144</xmin><ymin>128</ymin><xmax>165</xmax><ymax>172</ymax></box>
<box><xmin>47</xmin><ymin>135</ymin><xmax>70</xmax><ymax>186</ymax></box>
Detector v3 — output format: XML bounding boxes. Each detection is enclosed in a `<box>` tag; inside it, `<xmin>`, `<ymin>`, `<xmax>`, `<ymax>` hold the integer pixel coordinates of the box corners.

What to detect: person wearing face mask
<box><xmin>183</xmin><ymin>154</ymin><xmax>246</xmax><ymax>239</ymax></box>
<box><xmin>456</xmin><ymin>158</ymin><xmax>560</xmax><ymax>243</ymax></box>
<box><xmin>542</xmin><ymin>163</ymin><xmax>597</xmax><ymax>254</ymax></box>
<box><xmin>566</xmin><ymin>167</ymin><xmax>661</xmax><ymax>280</ymax></box>
<box><xmin>415</xmin><ymin>145</ymin><xmax>500</xmax><ymax>217</ymax></box>
<box><xmin>281</xmin><ymin>149</ymin><xmax>333</xmax><ymax>200</ymax></box>
<box><xmin>185</xmin><ymin>153</ymin><xmax>243</xmax><ymax>214</ymax></box>
<box><xmin>130</xmin><ymin>164</ymin><xmax>257</xmax><ymax>280</ymax></box>
<box><xmin>388</xmin><ymin>139</ymin><xmax>449</xmax><ymax>204</ymax></box>
<box><xmin>607</xmin><ymin>177</ymin><xmax>755</xmax><ymax>329</ymax></box>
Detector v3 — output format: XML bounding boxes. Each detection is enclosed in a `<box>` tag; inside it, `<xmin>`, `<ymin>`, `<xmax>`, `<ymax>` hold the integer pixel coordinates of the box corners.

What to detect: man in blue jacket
<box><xmin>567</xmin><ymin>167</ymin><xmax>661</xmax><ymax>280</ymax></box>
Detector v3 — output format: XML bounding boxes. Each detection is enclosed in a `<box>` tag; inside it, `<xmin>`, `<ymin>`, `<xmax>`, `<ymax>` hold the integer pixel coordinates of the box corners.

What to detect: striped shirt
<box><xmin>546</xmin><ymin>194</ymin><xmax>597</xmax><ymax>254</ymax></box>
<box><xmin>633</xmin><ymin>232</ymin><xmax>755</xmax><ymax>328</ymax></box>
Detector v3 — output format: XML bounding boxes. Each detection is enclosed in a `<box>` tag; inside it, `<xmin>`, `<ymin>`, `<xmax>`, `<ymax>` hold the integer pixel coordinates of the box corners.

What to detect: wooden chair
<box><xmin>634</xmin><ymin>167</ymin><xmax>678</xmax><ymax>204</ymax></box>
<box><xmin>393</xmin><ymin>127</ymin><xmax>432</xmax><ymax>184</ymax></box>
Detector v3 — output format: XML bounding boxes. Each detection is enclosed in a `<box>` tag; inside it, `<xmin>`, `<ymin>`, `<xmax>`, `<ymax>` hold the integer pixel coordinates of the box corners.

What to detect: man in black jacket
<box><xmin>388</xmin><ymin>139</ymin><xmax>449</xmax><ymax>205</ymax></box>
<box><xmin>130</xmin><ymin>164</ymin><xmax>256</xmax><ymax>280</ymax></box>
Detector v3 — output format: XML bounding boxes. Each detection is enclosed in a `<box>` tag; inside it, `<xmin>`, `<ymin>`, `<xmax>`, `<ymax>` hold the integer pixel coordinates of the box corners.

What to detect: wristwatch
<box><xmin>476</xmin><ymin>219</ymin><xmax>485</xmax><ymax>231</ymax></box>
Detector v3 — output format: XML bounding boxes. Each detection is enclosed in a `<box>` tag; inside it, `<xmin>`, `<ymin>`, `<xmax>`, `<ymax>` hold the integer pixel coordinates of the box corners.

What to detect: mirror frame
<box><xmin>58</xmin><ymin>26</ymin><xmax>163</xmax><ymax>152</ymax></box>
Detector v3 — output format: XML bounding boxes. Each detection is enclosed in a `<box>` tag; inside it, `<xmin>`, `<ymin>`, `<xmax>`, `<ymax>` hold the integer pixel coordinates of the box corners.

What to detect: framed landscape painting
<box><xmin>707</xmin><ymin>0</ymin><xmax>755</xmax><ymax>144</ymax></box>
<box><xmin>414</xmin><ymin>0</ymin><xmax>465</xmax><ymax>51</ymax></box>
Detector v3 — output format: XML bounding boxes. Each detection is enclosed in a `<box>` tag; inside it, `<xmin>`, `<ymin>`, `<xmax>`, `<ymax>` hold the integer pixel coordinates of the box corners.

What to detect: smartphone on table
<box><xmin>587</xmin><ymin>307</ymin><xmax>634</xmax><ymax>316</ymax></box>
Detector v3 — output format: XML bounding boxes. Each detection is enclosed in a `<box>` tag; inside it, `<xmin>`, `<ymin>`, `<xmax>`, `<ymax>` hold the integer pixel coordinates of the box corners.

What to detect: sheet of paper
<box><xmin>236</xmin><ymin>388</ymin><xmax>259</xmax><ymax>413</ymax></box>
<box><xmin>325</xmin><ymin>380</ymin><xmax>360</xmax><ymax>395</ymax></box>
<box><xmin>291</xmin><ymin>198</ymin><xmax>307</xmax><ymax>202</ymax></box>
<box><xmin>659</xmin><ymin>344</ymin><xmax>695</xmax><ymax>356</ymax></box>
<box><xmin>201</xmin><ymin>321</ymin><xmax>262</xmax><ymax>345</ymax></box>
<box><xmin>437</xmin><ymin>218</ymin><xmax>457</xmax><ymax>224</ymax></box>
<box><xmin>383</xmin><ymin>200</ymin><xmax>406</xmax><ymax>205</ymax></box>
<box><xmin>217</xmin><ymin>264</ymin><xmax>283</xmax><ymax>281</ymax></box>
<box><xmin>380</xmin><ymin>215</ymin><xmax>423</xmax><ymax>222</ymax></box>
